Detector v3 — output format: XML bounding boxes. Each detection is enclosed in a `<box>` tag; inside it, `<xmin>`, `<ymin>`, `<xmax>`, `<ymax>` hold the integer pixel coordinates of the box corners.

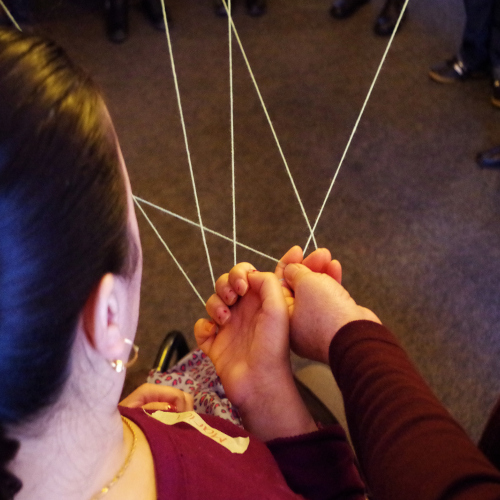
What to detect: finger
<box><xmin>302</xmin><ymin>248</ymin><xmax>332</xmax><ymax>273</ymax></box>
<box><xmin>227</xmin><ymin>262</ymin><xmax>257</xmax><ymax>296</ymax></box>
<box><xmin>214</xmin><ymin>273</ymin><xmax>238</xmax><ymax>306</ymax></box>
<box><xmin>206</xmin><ymin>293</ymin><xmax>231</xmax><ymax>325</ymax></box>
<box><xmin>283</xmin><ymin>263</ymin><xmax>313</xmax><ymax>292</ymax></box>
<box><xmin>275</xmin><ymin>246</ymin><xmax>303</xmax><ymax>294</ymax></box>
<box><xmin>142</xmin><ymin>402</ymin><xmax>178</xmax><ymax>412</ymax></box>
<box><xmin>194</xmin><ymin>318</ymin><xmax>217</xmax><ymax>354</ymax></box>
<box><xmin>275</xmin><ymin>245</ymin><xmax>303</xmax><ymax>276</ymax></box>
<box><xmin>119</xmin><ymin>383</ymin><xmax>188</xmax><ymax>408</ymax></box>
<box><xmin>247</xmin><ymin>272</ymin><xmax>288</xmax><ymax>318</ymax></box>
<box><xmin>326</xmin><ymin>259</ymin><xmax>342</xmax><ymax>284</ymax></box>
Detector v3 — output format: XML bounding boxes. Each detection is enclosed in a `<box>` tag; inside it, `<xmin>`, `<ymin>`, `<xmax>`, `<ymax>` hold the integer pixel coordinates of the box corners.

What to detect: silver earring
<box><xmin>110</xmin><ymin>338</ymin><xmax>139</xmax><ymax>373</ymax></box>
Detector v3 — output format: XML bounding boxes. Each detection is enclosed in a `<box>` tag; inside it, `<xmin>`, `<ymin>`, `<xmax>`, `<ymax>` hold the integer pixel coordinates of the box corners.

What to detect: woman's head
<box><xmin>0</xmin><ymin>27</ymin><xmax>139</xmax><ymax>429</ymax></box>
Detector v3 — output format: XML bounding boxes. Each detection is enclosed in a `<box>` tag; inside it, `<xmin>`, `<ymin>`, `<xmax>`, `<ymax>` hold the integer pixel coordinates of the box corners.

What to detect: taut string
<box><xmin>221</xmin><ymin>0</ymin><xmax>317</xmax><ymax>251</ymax></box>
<box><xmin>303</xmin><ymin>0</ymin><xmax>410</xmax><ymax>254</ymax></box>
<box><xmin>159</xmin><ymin>0</ymin><xmax>216</xmax><ymax>288</ymax></box>
<box><xmin>0</xmin><ymin>0</ymin><xmax>21</xmax><ymax>31</ymax></box>
<box><xmin>134</xmin><ymin>198</ymin><xmax>206</xmax><ymax>306</ymax></box>
<box><xmin>134</xmin><ymin>196</ymin><xmax>279</xmax><ymax>263</ymax></box>
<box><xmin>229</xmin><ymin>0</ymin><xmax>237</xmax><ymax>265</ymax></box>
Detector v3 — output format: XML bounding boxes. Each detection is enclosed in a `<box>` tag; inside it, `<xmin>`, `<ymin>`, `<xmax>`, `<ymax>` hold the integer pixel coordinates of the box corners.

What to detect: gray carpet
<box><xmin>24</xmin><ymin>0</ymin><xmax>500</xmax><ymax>442</ymax></box>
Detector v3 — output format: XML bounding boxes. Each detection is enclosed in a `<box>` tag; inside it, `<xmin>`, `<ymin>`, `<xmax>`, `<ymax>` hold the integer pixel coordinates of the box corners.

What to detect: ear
<box><xmin>82</xmin><ymin>273</ymin><xmax>126</xmax><ymax>361</ymax></box>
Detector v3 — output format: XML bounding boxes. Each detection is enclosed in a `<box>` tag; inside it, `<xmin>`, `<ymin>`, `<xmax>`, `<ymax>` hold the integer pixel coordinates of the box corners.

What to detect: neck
<box><xmin>10</xmin><ymin>403</ymin><xmax>128</xmax><ymax>500</ymax></box>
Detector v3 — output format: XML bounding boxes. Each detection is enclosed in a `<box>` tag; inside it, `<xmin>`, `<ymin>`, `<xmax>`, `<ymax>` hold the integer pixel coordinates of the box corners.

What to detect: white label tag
<box><xmin>151</xmin><ymin>410</ymin><xmax>250</xmax><ymax>454</ymax></box>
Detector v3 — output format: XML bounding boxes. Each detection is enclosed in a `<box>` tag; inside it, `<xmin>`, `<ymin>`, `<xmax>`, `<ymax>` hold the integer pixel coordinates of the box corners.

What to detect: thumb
<box><xmin>283</xmin><ymin>263</ymin><xmax>312</xmax><ymax>291</ymax></box>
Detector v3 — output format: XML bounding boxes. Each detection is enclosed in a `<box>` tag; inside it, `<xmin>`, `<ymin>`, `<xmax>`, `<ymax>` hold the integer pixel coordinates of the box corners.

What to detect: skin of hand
<box><xmin>119</xmin><ymin>383</ymin><xmax>194</xmax><ymax>412</ymax></box>
<box><xmin>283</xmin><ymin>262</ymin><xmax>381</xmax><ymax>364</ymax></box>
<box><xmin>195</xmin><ymin>268</ymin><xmax>317</xmax><ymax>441</ymax></box>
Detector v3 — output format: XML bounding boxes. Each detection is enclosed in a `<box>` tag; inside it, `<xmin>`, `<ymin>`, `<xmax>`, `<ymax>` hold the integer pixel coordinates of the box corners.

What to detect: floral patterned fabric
<box><xmin>147</xmin><ymin>349</ymin><xmax>243</xmax><ymax>427</ymax></box>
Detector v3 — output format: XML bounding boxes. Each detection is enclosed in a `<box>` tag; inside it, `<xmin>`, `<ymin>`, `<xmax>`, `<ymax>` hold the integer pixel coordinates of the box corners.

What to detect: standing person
<box><xmin>329</xmin><ymin>0</ymin><xmax>408</xmax><ymax>37</ymax></box>
<box><xmin>429</xmin><ymin>0</ymin><xmax>500</xmax><ymax>108</ymax></box>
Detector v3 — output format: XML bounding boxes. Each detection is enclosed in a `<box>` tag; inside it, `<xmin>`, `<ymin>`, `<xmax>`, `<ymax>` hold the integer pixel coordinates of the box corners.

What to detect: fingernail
<box><xmin>226</xmin><ymin>289</ymin><xmax>237</xmax><ymax>304</ymax></box>
<box><xmin>235</xmin><ymin>279</ymin><xmax>248</xmax><ymax>295</ymax></box>
<box><xmin>218</xmin><ymin>309</ymin><xmax>230</xmax><ymax>325</ymax></box>
<box><xmin>164</xmin><ymin>403</ymin><xmax>176</xmax><ymax>412</ymax></box>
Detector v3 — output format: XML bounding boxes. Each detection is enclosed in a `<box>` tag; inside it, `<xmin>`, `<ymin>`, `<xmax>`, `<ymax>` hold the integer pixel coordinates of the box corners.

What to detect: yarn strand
<box><xmin>160</xmin><ymin>0</ymin><xmax>216</xmax><ymax>288</ymax></box>
<box><xmin>303</xmin><ymin>0</ymin><xmax>410</xmax><ymax>254</ymax></box>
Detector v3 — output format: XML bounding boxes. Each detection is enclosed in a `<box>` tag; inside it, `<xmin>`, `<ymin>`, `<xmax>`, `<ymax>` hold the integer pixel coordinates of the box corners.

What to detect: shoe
<box><xmin>142</xmin><ymin>0</ymin><xmax>167</xmax><ymax>31</ymax></box>
<box><xmin>247</xmin><ymin>0</ymin><xmax>265</xmax><ymax>16</ymax></box>
<box><xmin>374</xmin><ymin>0</ymin><xmax>406</xmax><ymax>36</ymax></box>
<box><xmin>214</xmin><ymin>0</ymin><xmax>233</xmax><ymax>17</ymax></box>
<box><xmin>429</xmin><ymin>56</ymin><xmax>489</xmax><ymax>84</ymax></box>
<box><xmin>492</xmin><ymin>80</ymin><xmax>500</xmax><ymax>108</ymax></box>
<box><xmin>330</xmin><ymin>0</ymin><xmax>369</xmax><ymax>19</ymax></box>
<box><xmin>476</xmin><ymin>145</ymin><xmax>500</xmax><ymax>168</ymax></box>
<box><xmin>105</xmin><ymin>0</ymin><xmax>128</xmax><ymax>43</ymax></box>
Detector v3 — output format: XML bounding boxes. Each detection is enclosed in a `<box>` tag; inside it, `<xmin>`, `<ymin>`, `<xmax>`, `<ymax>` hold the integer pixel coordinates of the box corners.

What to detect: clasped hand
<box><xmin>194</xmin><ymin>246</ymin><xmax>380</xmax><ymax>441</ymax></box>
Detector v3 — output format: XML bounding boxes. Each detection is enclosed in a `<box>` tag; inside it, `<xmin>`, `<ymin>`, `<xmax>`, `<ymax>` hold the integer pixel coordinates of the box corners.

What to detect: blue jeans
<box><xmin>459</xmin><ymin>0</ymin><xmax>500</xmax><ymax>79</ymax></box>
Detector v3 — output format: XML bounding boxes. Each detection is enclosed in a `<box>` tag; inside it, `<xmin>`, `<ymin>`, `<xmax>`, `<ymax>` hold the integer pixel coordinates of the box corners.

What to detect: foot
<box><xmin>247</xmin><ymin>0</ymin><xmax>266</xmax><ymax>16</ymax></box>
<box><xmin>374</xmin><ymin>0</ymin><xmax>406</xmax><ymax>36</ymax></box>
<box><xmin>429</xmin><ymin>56</ymin><xmax>489</xmax><ymax>84</ymax></box>
<box><xmin>142</xmin><ymin>0</ymin><xmax>167</xmax><ymax>31</ymax></box>
<box><xmin>330</xmin><ymin>0</ymin><xmax>369</xmax><ymax>19</ymax></box>
<box><xmin>476</xmin><ymin>145</ymin><xmax>500</xmax><ymax>168</ymax></box>
<box><xmin>214</xmin><ymin>0</ymin><xmax>233</xmax><ymax>17</ymax></box>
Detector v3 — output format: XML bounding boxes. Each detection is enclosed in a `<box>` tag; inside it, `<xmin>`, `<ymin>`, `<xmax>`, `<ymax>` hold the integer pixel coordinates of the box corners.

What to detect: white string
<box><xmin>159</xmin><ymin>0</ymin><xmax>216</xmax><ymax>288</ymax></box>
<box><xmin>134</xmin><ymin>196</ymin><xmax>279</xmax><ymax>263</ymax></box>
<box><xmin>303</xmin><ymin>0</ymin><xmax>410</xmax><ymax>254</ymax></box>
<box><xmin>134</xmin><ymin>198</ymin><xmax>206</xmax><ymax>306</ymax></box>
<box><xmin>0</xmin><ymin>0</ymin><xmax>22</xmax><ymax>31</ymax></box>
<box><xmin>229</xmin><ymin>0</ymin><xmax>236</xmax><ymax>265</ymax></box>
<box><xmin>221</xmin><ymin>0</ymin><xmax>317</xmax><ymax>251</ymax></box>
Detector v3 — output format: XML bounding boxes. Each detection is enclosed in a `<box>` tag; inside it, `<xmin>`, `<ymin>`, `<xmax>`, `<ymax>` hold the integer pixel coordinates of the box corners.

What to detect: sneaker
<box><xmin>429</xmin><ymin>57</ymin><xmax>488</xmax><ymax>84</ymax></box>
<box><xmin>492</xmin><ymin>80</ymin><xmax>500</xmax><ymax>108</ymax></box>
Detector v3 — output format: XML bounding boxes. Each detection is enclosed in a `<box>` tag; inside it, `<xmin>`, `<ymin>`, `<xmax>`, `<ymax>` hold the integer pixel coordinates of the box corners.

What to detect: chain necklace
<box><xmin>90</xmin><ymin>417</ymin><xmax>137</xmax><ymax>500</ymax></box>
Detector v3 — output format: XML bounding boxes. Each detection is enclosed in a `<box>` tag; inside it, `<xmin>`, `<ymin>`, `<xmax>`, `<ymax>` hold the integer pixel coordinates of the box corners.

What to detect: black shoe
<box><xmin>142</xmin><ymin>0</ymin><xmax>167</xmax><ymax>31</ymax></box>
<box><xmin>247</xmin><ymin>0</ymin><xmax>265</xmax><ymax>16</ymax></box>
<box><xmin>476</xmin><ymin>145</ymin><xmax>500</xmax><ymax>168</ymax></box>
<box><xmin>374</xmin><ymin>0</ymin><xmax>406</xmax><ymax>36</ymax></box>
<box><xmin>429</xmin><ymin>56</ymin><xmax>489</xmax><ymax>84</ymax></box>
<box><xmin>105</xmin><ymin>0</ymin><xmax>128</xmax><ymax>43</ymax></box>
<box><xmin>214</xmin><ymin>0</ymin><xmax>233</xmax><ymax>17</ymax></box>
<box><xmin>330</xmin><ymin>0</ymin><xmax>369</xmax><ymax>19</ymax></box>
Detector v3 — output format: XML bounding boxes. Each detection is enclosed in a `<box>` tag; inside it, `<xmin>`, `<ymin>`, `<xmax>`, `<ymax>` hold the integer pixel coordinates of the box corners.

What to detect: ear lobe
<box><xmin>82</xmin><ymin>273</ymin><xmax>126</xmax><ymax>360</ymax></box>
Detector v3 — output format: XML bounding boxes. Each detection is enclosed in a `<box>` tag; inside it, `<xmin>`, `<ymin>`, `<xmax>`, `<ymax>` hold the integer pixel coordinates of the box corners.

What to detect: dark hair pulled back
<box><xmin>0</xmin><ymin>28</ymin><xmax>131</xmax><ymax>498</ymax></box>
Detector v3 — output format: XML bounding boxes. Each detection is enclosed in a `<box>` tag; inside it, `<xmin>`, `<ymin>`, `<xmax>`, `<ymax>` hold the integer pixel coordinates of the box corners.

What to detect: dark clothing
<box><xmin>460</xmin><ymin>0</ymin><xmax>500</xmax><ymax>78</ymax></box>
<box><xmin>330</xmin><ymin>320</ymin><xmax>500</xmax><ymax>500</ymax></box>
<box><xmin>119</xmin><ymin>405</ymin><xmax>366</xmax><ymax>499</ymax></box>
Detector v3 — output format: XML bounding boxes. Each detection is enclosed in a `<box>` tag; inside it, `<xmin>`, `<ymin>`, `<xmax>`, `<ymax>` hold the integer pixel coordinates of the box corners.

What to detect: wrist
<box><xmin>237</xmin><ymin>375</ymin><xmax>318</xmax><ymax>441</ymax></box>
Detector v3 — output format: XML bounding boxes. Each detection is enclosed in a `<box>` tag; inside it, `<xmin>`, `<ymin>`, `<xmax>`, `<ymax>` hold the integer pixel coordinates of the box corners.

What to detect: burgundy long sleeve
<box><xmin>329</xmin><ymin>320</ymin><xmax>500</xmax><ymax>500</ymax></box>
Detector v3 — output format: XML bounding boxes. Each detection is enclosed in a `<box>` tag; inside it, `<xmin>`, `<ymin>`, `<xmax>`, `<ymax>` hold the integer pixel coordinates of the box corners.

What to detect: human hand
<box><xmin>274</xmin><ymin>245</ymin><xmax>342</xmax><ymax>286</ymax></box>
<box><xmin>283</xmin><ymin>262</ymin><xmax>381</xmax><ymax>364</ymax></box>
<box><xmin>195</xmin><ymin>266</ymin><xmax>317</xmax><ymax>440</ymax></box>
<box><xmin>119</xmin><ymin>383</ymin><xmax>194</xmax><ymax>412</ymax></box>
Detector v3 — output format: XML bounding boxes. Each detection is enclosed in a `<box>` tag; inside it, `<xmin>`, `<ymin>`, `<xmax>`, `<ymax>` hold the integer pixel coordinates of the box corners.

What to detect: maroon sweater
<box><xmin>330</xmin><ymin>320</ymin><xmax>500</xmax><ymax>500</ymax></box>
<box><xmin>119</xmin><ymin>406</ymin><xmax>365</xmax><ymax>499</ymax></box>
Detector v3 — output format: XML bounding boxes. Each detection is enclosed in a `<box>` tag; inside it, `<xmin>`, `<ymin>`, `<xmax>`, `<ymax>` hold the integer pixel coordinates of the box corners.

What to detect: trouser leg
<box><xmin>459</xmin><ymin>0</ymin><xmax>495</xmax><ymax>71</ymax></box>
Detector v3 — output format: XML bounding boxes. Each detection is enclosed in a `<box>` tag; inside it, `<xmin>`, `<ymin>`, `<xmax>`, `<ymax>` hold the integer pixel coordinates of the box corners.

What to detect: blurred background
<box><xmin>8</xmin><ymin>0</ymin><xmax>500</xmax><ymax>442</ymax></box>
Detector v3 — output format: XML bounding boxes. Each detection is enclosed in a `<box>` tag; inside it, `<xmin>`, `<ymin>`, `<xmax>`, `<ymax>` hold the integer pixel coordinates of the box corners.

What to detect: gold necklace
<box><xmin>90</xmin><ymin>417</ymin><xmax>138</xmax><ymax>500</ymax></box>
